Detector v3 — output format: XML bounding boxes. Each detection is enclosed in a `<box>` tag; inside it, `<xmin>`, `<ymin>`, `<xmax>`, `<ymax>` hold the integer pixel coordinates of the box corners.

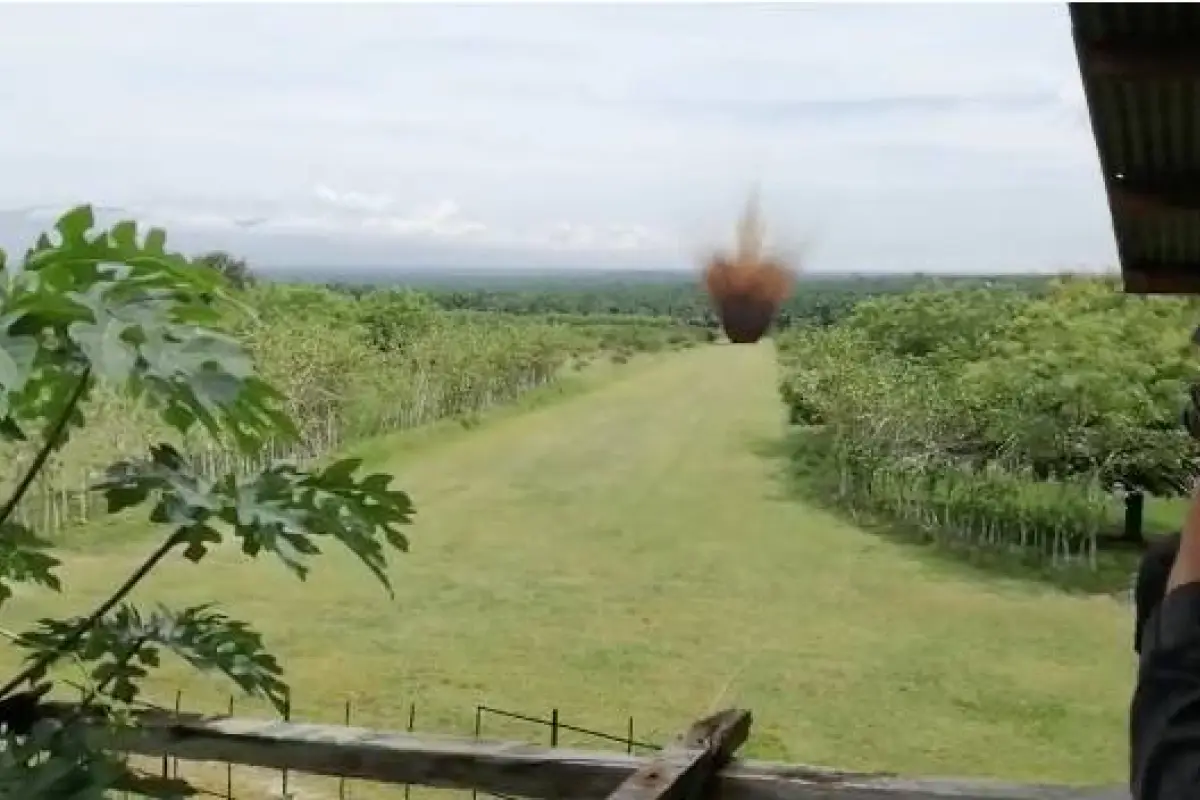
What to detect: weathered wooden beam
<box><xmin>1122</xmin><ymin>265</ymin><xmax>1200</xmax><ymax>296</ymax></box>
<box><xmin>86</xmin><ymin>712</ymin><xmax>1128</xmax><ymax>800</ymax></box>
<box><xmin>1081</xmin><ymin>41</ymin><xmax>1200</xmax><ymax>80</ymax></box>
<box><xmin>1106</xmin><ymin>170</ymin><xmax>1200</xmax><ymax>218</ymax></box>
<box><xmin>1111</xmin><ymin>186</ymin><xmax>1200</xmax><ymax>216</ymax></box>
<box><xmin>605</xmin><ymin>709</ymin><xmax>751</xmax><ymax>800</ymax></box>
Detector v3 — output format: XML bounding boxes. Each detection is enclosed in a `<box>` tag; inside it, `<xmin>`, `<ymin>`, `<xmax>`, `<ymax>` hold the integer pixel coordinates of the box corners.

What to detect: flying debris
<box><xmin>701</xmin><ymin>194</ymin><xmax>797</xmax><ymax>344</ymax></box>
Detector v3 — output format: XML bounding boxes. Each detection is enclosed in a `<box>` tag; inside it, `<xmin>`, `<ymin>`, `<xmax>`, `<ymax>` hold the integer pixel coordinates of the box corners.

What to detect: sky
<box><xmin>0</xmin><ymin>3</ymin><xmax>1117</xmax><ymax>275</ymax></box>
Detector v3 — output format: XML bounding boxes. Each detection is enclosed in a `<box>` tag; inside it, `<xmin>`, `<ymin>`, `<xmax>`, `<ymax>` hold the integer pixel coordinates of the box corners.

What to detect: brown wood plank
<box><xmin>1070</xmin><ymin>5</ymin><xmax>1200</xmax><ymax>295</ymax></box>
<box><xmin>86</xmin><ymin>712</ymin><xmax>1127</xmax><ymax>800</ymax></box>
<box><xmin>1112</xmin><ymin>184</ymin><xmax>1200</xmax><ymax>216</ymax></box>
<box><xmin>603</xmin><ymin>709</ymin><xmax>751</xmax><ymax>800</ymax></box>
<box><xmin>1123</xmin><ymin>265</ymin><xmax>1200</xmax><ymax>295</ymax></box>
<box><xmin>1083</xmin><ymin>42</ymin><xmax>1200</xmax><ymax>81</ymax></box>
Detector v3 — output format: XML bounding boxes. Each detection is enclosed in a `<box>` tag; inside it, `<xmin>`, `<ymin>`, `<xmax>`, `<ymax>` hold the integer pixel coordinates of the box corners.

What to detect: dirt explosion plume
<box><xmin>701</xmin><ymin>194</ymin><xmax>797</xmax><ymax>344</ymax></box>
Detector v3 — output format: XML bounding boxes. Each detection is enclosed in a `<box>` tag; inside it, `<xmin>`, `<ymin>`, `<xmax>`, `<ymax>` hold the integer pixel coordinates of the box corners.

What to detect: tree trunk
<box><xmin>1123</xmin><ymin>491</ymin><xmax>1145</xmax><ymax>545</ymax></box>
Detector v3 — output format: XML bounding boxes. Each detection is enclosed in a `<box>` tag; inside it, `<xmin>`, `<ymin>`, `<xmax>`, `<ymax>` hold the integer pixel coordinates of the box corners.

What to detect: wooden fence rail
<box><xmin>83</xmin><ymin>707</ymin><xmax>1129</xmax><ymax>800</ymax></box>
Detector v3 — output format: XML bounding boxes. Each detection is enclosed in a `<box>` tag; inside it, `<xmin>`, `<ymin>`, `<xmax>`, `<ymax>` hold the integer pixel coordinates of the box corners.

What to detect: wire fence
<box><xmin>110</xmin><ymin>687</ymin><xmax>663</xmax><ymax>800</ymax></box>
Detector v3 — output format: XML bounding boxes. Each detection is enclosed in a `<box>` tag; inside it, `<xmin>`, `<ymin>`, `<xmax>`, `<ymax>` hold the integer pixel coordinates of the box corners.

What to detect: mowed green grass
<box><xmin>1</xmin><ymin>344</ymin><xmax>1133</xmax><ymax>795</ymax></box>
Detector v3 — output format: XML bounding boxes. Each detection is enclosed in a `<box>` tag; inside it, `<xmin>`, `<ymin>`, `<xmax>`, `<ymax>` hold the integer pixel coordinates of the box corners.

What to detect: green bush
<box><xmin>777</xmin><ymin>277</ymin><xmax>1200</xmax><ymax>566</ymax></box>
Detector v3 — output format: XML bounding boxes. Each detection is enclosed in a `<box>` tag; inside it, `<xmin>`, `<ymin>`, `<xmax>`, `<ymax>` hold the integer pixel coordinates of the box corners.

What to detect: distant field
<box><xmin>3</xmin><ymin>343</ymin><xmax>1134</xmax><ymax>799</ymax></box>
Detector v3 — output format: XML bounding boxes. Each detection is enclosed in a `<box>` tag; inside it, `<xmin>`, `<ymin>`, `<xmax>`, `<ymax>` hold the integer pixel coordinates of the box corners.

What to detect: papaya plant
<box><xmin>0</xmin><ymin>206</ymin><xmax>414</xmax><ymax>797</ymax></box>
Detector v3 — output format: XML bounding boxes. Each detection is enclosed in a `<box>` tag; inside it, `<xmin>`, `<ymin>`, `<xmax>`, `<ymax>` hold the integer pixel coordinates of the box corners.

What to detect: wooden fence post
<box><xmin>604</xmin><ymin>708</ymin><xmax>751</xmax><ymax>800</ymax></box>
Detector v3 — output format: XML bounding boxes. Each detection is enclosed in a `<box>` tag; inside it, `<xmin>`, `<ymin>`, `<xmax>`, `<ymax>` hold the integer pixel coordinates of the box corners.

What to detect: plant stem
<box><xmin>73</xmin><ymin>634</ymin><xmax>149</xmax><ymax>717</ymax></box>
<box><xmin>0</xmin><ymin>532</ymin><xmax>180</xmax><ymax>700</ymax></box>
<box><xmin>0</xmin><ymin>625</ymin><xmax>96</xmax><ymax>699</ymax></box>
<box><xmin>0</xmin><ymin>368</ymin><xmax>92</xmax><ymax>529</ymax></box>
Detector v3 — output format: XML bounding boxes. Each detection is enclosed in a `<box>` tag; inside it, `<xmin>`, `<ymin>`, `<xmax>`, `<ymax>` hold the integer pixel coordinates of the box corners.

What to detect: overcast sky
<box><xmin>0</xmin><ymin>3</ymin><xmax>1116</xmax><ymax>274</ymax></box>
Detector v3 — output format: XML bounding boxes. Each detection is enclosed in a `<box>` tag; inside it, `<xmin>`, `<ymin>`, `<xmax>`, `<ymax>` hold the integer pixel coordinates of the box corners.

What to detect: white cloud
<box><xmin>0</xmin><ymin>3</ymin><xmax>1116</xmax><ymax>273</ymax></box>
<box><xmin>313</xmin><ymin>185</ymin><xmax>396</xmax><ymax>215</ymax></box>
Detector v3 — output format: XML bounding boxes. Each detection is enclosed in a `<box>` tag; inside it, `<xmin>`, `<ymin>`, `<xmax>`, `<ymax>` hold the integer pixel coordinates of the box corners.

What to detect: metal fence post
<box><xmin>281</xmin><ymin>691</ymin><xmax>291</xmax><ymax>798</ymax></box>
<box><xmin>405</xmin><ymin>702</ymin><xmax>416</xmax><ymax>800</ymax></box>
<box><xmin>339</xmin><ymin>698</ymin><xmax>352</xmax><ymax>800</ymax></box>
<box><xmin>226</xmin><ymin>696</ymin><xmax>235</xmax><ymax>799</ymax></box>
<box><xmin>472</xmin><ymin>706</ymin><xmax>483</xmax><ymax>800</ymax></box>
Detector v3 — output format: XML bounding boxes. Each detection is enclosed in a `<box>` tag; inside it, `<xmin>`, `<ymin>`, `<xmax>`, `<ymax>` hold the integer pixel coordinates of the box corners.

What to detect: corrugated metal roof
<box><xmin>1070</xmin><ymin>3</ymin><xmax>1200</xmax><ymax>294</ymax></box>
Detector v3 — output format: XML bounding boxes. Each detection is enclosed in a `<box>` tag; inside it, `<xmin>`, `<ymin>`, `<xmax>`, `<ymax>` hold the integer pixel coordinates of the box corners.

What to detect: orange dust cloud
<box><xmin>701</xmin><ymin>194</ymin><xmax>797</xmax><ymax>344</ymax></box>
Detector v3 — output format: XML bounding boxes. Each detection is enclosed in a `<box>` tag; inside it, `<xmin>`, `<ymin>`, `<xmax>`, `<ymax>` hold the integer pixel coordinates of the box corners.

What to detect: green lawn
<box><xmin>1146</xmin><ymin>495</ymin><xmax>1188</xmax><ymax>536</ymax></box>
<box><xmin>1</xmin><ymin>344</ymin><xmax>1133</xmax><ymax>798</ymax></box>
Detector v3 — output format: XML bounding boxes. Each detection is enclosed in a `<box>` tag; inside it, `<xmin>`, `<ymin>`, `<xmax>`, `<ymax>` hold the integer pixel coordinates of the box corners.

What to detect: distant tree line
<box><xmin>327</xmin><ymin>273</ymin><xmax>1056</xmax><ymax>331</ymax></box>
<box><xmin>192</xmin><ymin>253</ymin><xmax>1059</xmax><ymax>335</ymax></box>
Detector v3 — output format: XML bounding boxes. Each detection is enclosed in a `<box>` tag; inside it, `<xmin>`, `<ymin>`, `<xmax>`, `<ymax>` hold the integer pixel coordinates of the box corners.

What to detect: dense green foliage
<box><xmin>777</xmin><ymin>276</ymin><xmax>1200</xmax><ymax>566</ymax></box>
<box><xmin>195</xmin><ymin>251</ymin><xmax>255</xmax><ymax>289</ymax></box>
<box><xmin>1</xmin><ymin>276</ymin><xmax>702</xmax><ymax>542</ymax></box>
<box><xmin>333</xmin><ymin>272</ymin><xmax>1054</xmax><ymax>331</ymax></box>
<box><xmin>0</xmin><ymin>207</ymin><xmax>414</xmax><ymax>797</ymax></box>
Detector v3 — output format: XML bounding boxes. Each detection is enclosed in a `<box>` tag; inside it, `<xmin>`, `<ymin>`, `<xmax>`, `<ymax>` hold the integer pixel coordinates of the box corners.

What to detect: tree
<box><xmin>358</xmin><ymin>289</ymin><xmax>442</xmax><ymax>353</ymax></box>
<box><xmin>777</xmin><ymin>278</ymin><xmax>1200</xmax><ymax>558</ymax></box>
<box><xmin>195</xmin><ymin>250</ymin><xmax>255</xmax><ymax>289</ymax></box>
<box><xmin>0</xmin><ymin>207</ymin><xmax>413</xmax><ymax>796</ymax></box>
